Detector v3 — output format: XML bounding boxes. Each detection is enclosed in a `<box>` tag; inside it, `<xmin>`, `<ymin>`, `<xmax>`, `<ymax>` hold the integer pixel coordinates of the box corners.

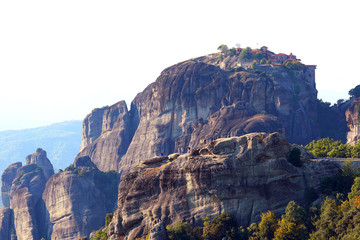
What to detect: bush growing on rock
<box><xmin>287</xmin><ymin>148</ymin><xmax>302</xmax><ymax>167</ymax></box>
<box><xmin>304</xmin><ymin>138</ymin><xmax>360</xmax><ymax>158</ymax></box>
<box><xmin>349</xmin><ymin>84</ymin><xmax>360</xmax><ymax>98</ymax></box>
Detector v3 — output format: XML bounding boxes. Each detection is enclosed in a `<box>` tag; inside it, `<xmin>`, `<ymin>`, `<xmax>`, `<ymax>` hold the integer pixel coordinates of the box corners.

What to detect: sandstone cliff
<box><xmin>10</xmin><ymin>164</ymin><xmax>48</xmax><ymax>240</ymax></box>
<box><xmin>346</xmin><ymin>97</ymin><xmax>360</xmax><ymax>145</ymax></box>
<box><xmin>107</xmin><ymin>132</ymin><xmax>340</xmax><ymax>239</ymax></box>
<box><xmin>79</xmin><ymin>54</ymin><xmax>320</xmax><ymax>173</ymax></box>
<box><xmin>25</xmin><ymin>148</ymin><xmax>55</xmax><ymax>181</ymax></box>
<box><xmin>1</xmin><ymin>150</ymin><xmax>118</xmax><ymax>240</ymax></box>
<box><xmin>0</xmin><ymin>207</ymin><xmax>15</xmax><ymax>240</ymax></box>
<box><xmin>79</xmin><ymin>101</ymin><xmax>133</xmax><ymax>171</ymax></box>
<box><xmin>42</xmin><ymin>158</ymin><xmax>118</xmax><ymax>240</ymax></box>
<box><xmin>1</xmin><ymin>162</ymin><xmax>22</xmax><ymax>207</ymax></box>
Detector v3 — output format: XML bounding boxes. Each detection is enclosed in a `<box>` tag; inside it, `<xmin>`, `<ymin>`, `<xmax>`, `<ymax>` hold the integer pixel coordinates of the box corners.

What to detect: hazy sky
<box><xmin>0</xmin><ymin>0</ymin><xmax>359</xmax><ymax>131</ymax></box>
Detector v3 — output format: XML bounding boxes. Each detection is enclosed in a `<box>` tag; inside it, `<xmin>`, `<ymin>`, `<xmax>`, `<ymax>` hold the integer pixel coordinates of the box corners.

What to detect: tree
<box><xmin>250</xmin><ymin>60</ymin><xmax>257</xmax><ymax>70</ymax></box>
<box><xmin>275</xmin><ymin>201</ymin><xmax>309</xmax><ymax>239</ymax></box>
<box><xmin>167</xmin><ymin>221</ymin><xmax>196</xmax><ymax>240</ymax></box>
<box><xmin>274</xmin><ymin>219</ymin><xmax>303</xmax><ymax>240</ymax></box>
<box><xmin>105</xmin><ymin>213</ymin><xmax>113</xmax><ymax>227</ymax></box>
<box><xmin>349</xmin><ymin>84</ymin><xmax>360</xmax><ymax>98</ymax></box>
<box><xmin>283</xmin><ymin>201</ymin><xmax>307</xmax><ymax>225</ymax></box>
<box><xmin>255</xmin><ymin>52</ymin><xmax>264</xmax><ymax>60</ymax></box>
<box><xmin>348</xmin><ymin>177</ymin><xmax>360</xmax><ymax>200</ymax></box>
<box><xmin>258</xmin><ymin>211</ymin><xmax>278</xmax><ymax>240</ymax></box>
<box><xmin>203</xmin><ymin>212</ymin><xmax>239</xmax><ymax>240</ymax></box>
<box><xmin>217</xmin><ymin>44</ymin><xmax>228</xmax><ymax>55</ymax></box>
<box><xmin>287</xmin><ymin>148</ymin><xmax>302</xmax><ymax>167</ymax></box>
<box><xmin>228</xmin><ymin>47</ymin><xmax>237</xmax><ymax>56</ymax></box>
<box><xmin>240</xmin><ymin>47</ymin><xmax>253</xmax><ymax>60</ymax></box>
<box><xmin>310</xmin><ymin>198</ymin><xmax>340</xmax><ymax>239</ymax></box>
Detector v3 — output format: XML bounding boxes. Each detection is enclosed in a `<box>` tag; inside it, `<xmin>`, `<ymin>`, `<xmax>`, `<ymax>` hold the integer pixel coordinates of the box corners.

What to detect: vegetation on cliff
<box><xmin>349</xmin><ymin>84</ymin><xmax>360</xmax><ymax>98</ymax></box>
<box><xmin>161</xmin><ymin>163</ymin><xmax>360</xmax><ymax>239</ymax></box>
<box><xmin>304</xmin><ymin>138</ymin><xmax>360</xmax><ymax>158</ymax></box>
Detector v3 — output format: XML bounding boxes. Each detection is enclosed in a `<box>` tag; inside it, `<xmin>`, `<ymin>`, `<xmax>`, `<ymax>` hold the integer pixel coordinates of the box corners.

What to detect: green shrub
<box><xmin>203</xmin><ymin>212</ymin><xmax>240</xmax><ymax>240</ymax></box>
<box><xmin>288</xmin><ymin>148</ymin><xmax>302</xmax><ymax>167</ymax></box>
<box><xmin>283</xmin><ymin>60</ymin><xmax>304</xmax><ymax>70</ymax></box>
<box><xmin>239</xmin><ymin>47</ymin><xmax>253</xmax><ymax>60</ymax></box>
<box><xmin>349</xmin><ymin>84</ymin><xmax>360</xmax><ymax>98</ymax></box>
<box><xmin>167</xmin><ymin>221</ymin><xmax>197</xmax><ymax>240</ymax></box>
<box><xmin>90</xmin><ymin>228</ymin><xmax>108</xmax><ymax>240</ymax></box>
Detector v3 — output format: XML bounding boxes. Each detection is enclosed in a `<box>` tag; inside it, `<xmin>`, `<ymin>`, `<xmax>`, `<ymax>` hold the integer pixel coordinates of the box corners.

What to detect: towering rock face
<box><xmin>25</xmin><ymin>148</ymin><xmax>54</xmax><ymax>181</ymax></box>
<box><xmin>346</xmin><ymin>97</ymin><xmax>360</xmax><ymax>145</ymax></box>
<box><xmin>10</xmin><ymin>164</ymin><xmax>47</xmax><ymax>240</ymax></box>
<box><xmin>0</xmin><ymin>149</ymin><xmax>54</xmax><ymax>240</ymax></box>
<box><xmin>0</xmin><ymin>207</ymin><xmax>15</xmax><ymax>240</ymax></box>
<box><xmin>42</xmin><ymin>161</ymin><xmax>118</xmax><ymax>240</ymax></box>
<box><xmin>78</xmin><ymin>101</ymin><xmax>133</xmax><ymax>171</ymax></box>
<box><xmin>1</xmin><ymin>162</ymin><xmax>22</xmax><ymax>207</ymax></box>
<box><xmin>79</xmin><ymin>58</ymin><xmax>319</xmax><ymax>173</ymax></box>
<box><xmin>107</xmin><ymin>132</ymin><xmax>340</xmax><ymax>239</ymax></box>
<box><xmin>1</xmin><ymin>149</ymin><xmax>118</xmax><ymax>240</ymax></box>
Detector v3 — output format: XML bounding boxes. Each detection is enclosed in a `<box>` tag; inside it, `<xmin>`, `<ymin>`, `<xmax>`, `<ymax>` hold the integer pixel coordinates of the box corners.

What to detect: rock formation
<box><xmin>42</xmin><ymin>164</ymin><xmax>117</xmax><ymax>240</ymax></box>
<box><xmin>10</xmin><ymin>164</ymin><xmax>48</xmax><ymax>240</ymax></box>
<box><xmin>107</xmin><ymin>132</ymin><xmax>340</xmax><ymax>239</ymax></box>
<box><xmin>79</xmin><ymin>53</ymin><xmax>320</xmax><ymax>173</ymax></box>
<box><xmin>25</xmin><ymin>148</ymin><xmax>55</xmax><ymax>181</ymax></box>
<box><xmin>1</xmin><ymin>162</ymin><xmax>22</xmax><ymax>207</ymax></box>
<box><xmin>0</xmin><ymin>149</ymin><xmax>55</xmax><ymax>240</ymax></box>
<box><xmin>0</xmin><ymin>149</ymin><xmax>118</xmax><ymax>240</ymax></box>
<box><xmin>0</xmin><ymin>207</ymin><xmax>15</xmax><ymax>240</ymax></box>
<box><xmin>79</xmin><ymin>101</ymin><xmax>133</xmax><ymax>171</ymax></box>
<box><xmin>346</xmin><ymin>97</ymin><xmax>360</xmax><ymax>145</ymax></box>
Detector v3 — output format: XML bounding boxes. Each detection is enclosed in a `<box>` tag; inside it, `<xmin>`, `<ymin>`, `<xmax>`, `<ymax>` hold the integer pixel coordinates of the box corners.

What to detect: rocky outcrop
<box><xmin>0</xmin><ymin>207</ymin><xmax>15</xmax><ymax>240</ymax></box>
<box><xmin>1</xmin><ymin>162</ymin><xmax>22</xmax><ymax>207</ymax></box>
<box><xmin>42</xmin><ymin>159</ymin><xmax>118</xmax><ymax>240</ymax></box>
<box><xmin>79</xmin><ymin>54</ymin><xmax>320</xmax><ymax>173</ymax></box>
<box><xmin>346</xmin><ymin>97</ymin><xmax>360</xmax><ymax>145</ymax></box>
<box><xmin>73</xmin><ymin>155</ymin><xmax>97</xmax><ymax>169</ymax></box>
<box><xmin>78</xmin><ymin>101</ymin><xmax>133</xmax><ymax>171</ymax></box>
<box><xmin>25</xmin><ymin>148</ymin><xmax>54</xmax><ymax>181</ymax></box>
<box><xmin>10</xmin><ymin>164</ymin><xmax>47</xmax><ymax>240</ymax></box>
<box><xmin>3</xmin><ymin>149</ymin><xmax>55</xmax><ymax>240</ymax></box>
<box><xmin>148</xmin><ymin>220</ymin><xmax>169</xmax><ymax>240</ymax></box>
<box><xmin>107</xmin><ymin>132</ymin><xmax>340</xmax><ymax>239</ymax></box>
<box><xmin>1</xmin><ymin>149</ymin><xmax>118</xmax><ymax>240</ymax></box>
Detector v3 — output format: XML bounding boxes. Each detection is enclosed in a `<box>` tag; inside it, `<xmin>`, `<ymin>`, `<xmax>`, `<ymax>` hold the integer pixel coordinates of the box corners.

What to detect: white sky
<box><xmin>0</xmin><ymin>0</ymin><xmax>359</xmax><ymax>131</ymax></box>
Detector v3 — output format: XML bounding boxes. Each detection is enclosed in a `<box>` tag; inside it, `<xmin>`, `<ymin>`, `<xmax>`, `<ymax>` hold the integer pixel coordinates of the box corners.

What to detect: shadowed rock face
<box><xmin>10</xmin><ymin>164</ymin><xmax>47</xmax><ymax>240</ymax></box>
<box><xmin>80</xmin><ymin>59</ymin><xmax>320</xmax><ymax>173</ymax></box>
<box><xmin>107</xmin><ymin>132</ymin><xmax>340</xmax><ymax>239</ymax></box>
<box><xmin>346</xmin><ymin>97</ymin><xmax>360</xmax><ymax>145</ymax></box>
<box><xmin>42</xmin><ymin>169</ymin><xmax>113</xmax><ymax>240</ymax></box>
<box><xmin>1</xmin><ymin>162</ymin><xmax>22</xmax><ymax>207</ymax></box>
<box><xmin>1</xmin><ymin>149</ymin><xmax>118</xmax><ymax>240</ymax></box>
<box><xmin>0</xmin><ymin>207</ymin><xmax>15</xmax><ymax>240</ymax></box>
<box><xmin>0</xmin><ymin>149</ymin><xmax>55</xmax><ymax>240</ymax></box>
<box><xmin>78</xmin><ymin>101</ymin><xmax>133</xmax><ymax>172</ymax></box>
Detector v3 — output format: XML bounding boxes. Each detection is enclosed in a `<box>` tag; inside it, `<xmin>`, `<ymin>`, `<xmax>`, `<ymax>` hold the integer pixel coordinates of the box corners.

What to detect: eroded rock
<box><xmin>1</xmin><ymin>162</ymin><xmax>22</xmax><ymax>207</ymax></box>
<box><xmin>346</xmin><ymin>97</ymin><xmax>360</xmax><ymax>145</ymax></box>
<box><xmin>107</xmin><ymin>132</ymin><xmax>340</xmax><ymax>239</ymax></box>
